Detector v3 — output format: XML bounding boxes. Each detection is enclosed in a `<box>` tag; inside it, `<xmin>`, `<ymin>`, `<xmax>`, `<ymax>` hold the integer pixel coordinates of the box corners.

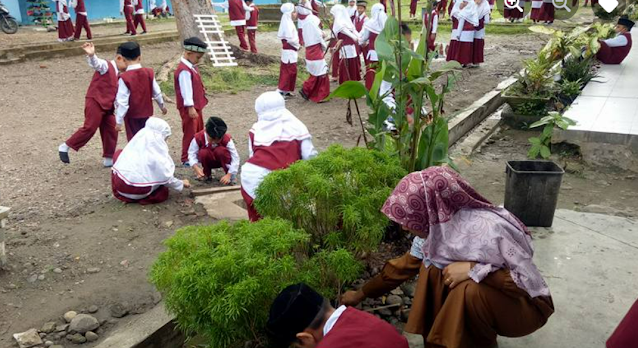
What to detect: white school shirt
<box><xmin>337</xmin><ymin>27</ymin><xmax>360</xmax><ymax>59</ymax></box>
<box><xmin>431</xmin><ymin>13</ymin><xmax>439</xmax><ymax>34</ymax></box>
<box><xmin>323</xmin><ymin>306</ymin><xmax>348</xmax><ymax>336</ymax></box>
<box><xmin>115</xmin><ymin>64</ymin><xmax>165</xmax><ymax>125</ymax></box>
<box><xmin>212</xmin><ymin>0</ymin><xmax>253</xmax><ymax>26</ymax></box>
<box><xmin>87</xmin><ymin>54</ymin><xmax>117</xmax><ymax>76</ymax></box>
<box><xmin>120</xmin><ymin>0</ymin><xmax>135</xmax><ymax>12</ymax></box>
<box><xmin>240</xmin><ymin>137</ymin><xmax>317</xmax><ymax>199</ymax></box>
<box><xmin>359</xmin><ymin>28</ymin><xmax>379</xmax><ymax>62</ymax></box>
<box><xmin>133</xmin><ymin>0</ymin><xmax>144</xmax><ymax>14</ymax></box>
<box><xmin>69</xmin><ymin>0</ymin><xmax>87</xmax><ymax>16</ymax></box>
<box><xmin>57</xmin><ymin>0</ymin><xmax>71</xmax><ymax>21</ymax></box>
<box><xmin>177</xmin><ymin>57</ymin><xmax>196</xmax><ymax>108</ymax></box>
<box><xmin>187</xmin><ymin>134</ymin><xmax>240</xmax><ymax>175</ymax></box>
<box><xmin>604</xmin><ymin>34</ymin><xmax>629</xmax><ymax>48</ymax></box>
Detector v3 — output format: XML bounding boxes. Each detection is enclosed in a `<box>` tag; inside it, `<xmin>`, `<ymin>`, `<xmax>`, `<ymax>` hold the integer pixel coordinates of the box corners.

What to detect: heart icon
<box><xmin>598</xmin><ymin>0</ymin><xmax>619</xmax><ymax>13</ymax></box>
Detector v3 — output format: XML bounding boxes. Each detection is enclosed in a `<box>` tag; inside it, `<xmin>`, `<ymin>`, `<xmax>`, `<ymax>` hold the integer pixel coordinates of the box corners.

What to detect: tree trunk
<box><xmin>172</xmin><ymin>0</ymin><xmax>215</xmax><ymax>42</ymax></box>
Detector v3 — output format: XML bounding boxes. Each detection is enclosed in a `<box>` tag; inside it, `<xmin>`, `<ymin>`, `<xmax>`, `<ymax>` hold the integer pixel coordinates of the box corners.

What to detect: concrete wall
<box><xmin>3</xmin><ymin>0</ymin><xmax>22</xmax><ymax>23</ymax></box>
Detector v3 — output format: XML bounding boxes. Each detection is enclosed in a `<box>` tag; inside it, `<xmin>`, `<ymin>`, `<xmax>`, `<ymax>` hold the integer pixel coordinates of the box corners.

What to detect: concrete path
<box><xmin>407</xmin><ymin>209</ymin><xmax>638</xmax><ymax>348</ymax></box>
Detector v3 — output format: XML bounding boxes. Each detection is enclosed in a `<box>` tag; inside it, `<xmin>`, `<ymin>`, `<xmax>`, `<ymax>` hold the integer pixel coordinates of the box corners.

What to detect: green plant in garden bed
<box><xmin>561</xmin><ymin>56</ymin><xmax>597</xmax><ymax>85</ymax></box>
<box><xmin>254</xmin><ymin>145</ymin><xmax>407</xmax><ymax>255</ymax></box>
<box><xmin>528</xmin><ymin>112</ymin><xmax>576</xmax><ymax>159</ymax></box>
<box><xmin>150</xmin><ymin>218</ymin><xmax>362</xmax><ymax>348</ymax></box>
<box><xmin>513</xmin><ymin>100</ymin><xmax>548</xmax><ymax>116</ymax></box>
<box><xmin>328</xmin><ymin>4</ymin><xmax>461</xmax><ymax>174</ymax></box>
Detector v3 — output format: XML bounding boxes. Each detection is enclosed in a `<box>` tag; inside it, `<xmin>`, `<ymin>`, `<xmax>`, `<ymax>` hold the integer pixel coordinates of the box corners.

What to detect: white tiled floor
<box><xmin>563</xmin><ymin>28</ymin><xmax>638</xmax><ymax>138</ymax></box>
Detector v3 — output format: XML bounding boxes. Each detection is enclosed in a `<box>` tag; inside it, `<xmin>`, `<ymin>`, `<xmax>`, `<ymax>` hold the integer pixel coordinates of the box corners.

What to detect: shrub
<box><xmin>150</xmin><ymin>218</ymin><xmax>361</xmax><ymax>348</ymax></box>
<box><xmin>561</xmin><ymin>56</ymin><xmax>597</xmax><ymax>85</ymax></box>
<box><xmin>254</xmin><ymin>145</ymin><xmax>407</xmax><ymax>255</ymax></box>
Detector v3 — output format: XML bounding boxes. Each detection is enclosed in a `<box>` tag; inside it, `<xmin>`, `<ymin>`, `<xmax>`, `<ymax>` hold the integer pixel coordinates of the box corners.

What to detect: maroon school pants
<box><xmin>74</xmin><ymin>13</ymin><xmax>92</xmax><ymax>39</ymax></box>
<box><xmin>248</xmin><ymin>29</ymin><xmax>258</xmax><ymax>53</ymax></box>
<box><xmin>241</xmin><ymin>187</ymin><xmax>261</xmax><ymax>222</ymax></box>
<box><xmin>278</xmin><ymin>62</ymin><xmax>297</xmax><ymax>93</ymax></box>
<box><xmin>235</xmin><ymin>25</ymin><xmax>249</xmax><ymax>50</ymax></box>
<box><xmin>124</xmin><ymin>6</ymin><xmax>136</xmax><ymax>34</ymax></box>
<box><xmin>198</xmin><ymin>145</ymin><xmax>231</xmax><ymax>177</ymax></box>
<box><xmin>111</xmin><ymin>150</ymin><xmax>170</xmax><ymax>205</ymax></box>
<box><xmin>179</xmin><ymin>108</ymin><xmax>204</xmax><ymax>163</ymax></box>
<box><xmin>65</xmin><ymin>98</ymin><xmax>118</xmax><ymax>158</ymax></box>
<box><xmin>124</xmin><ymin>117</ymin><xmax>148</xmax><ymax>141</ymax></box>
<box><xmin>134</xmin><ymin>14</ymin><xmax>147</xmax><ymax>32</ymax></box>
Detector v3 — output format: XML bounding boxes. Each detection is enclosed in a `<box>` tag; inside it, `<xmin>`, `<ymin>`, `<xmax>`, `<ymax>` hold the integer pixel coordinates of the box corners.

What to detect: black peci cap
<box><xmin>117</xmin><ymin>41</ymin><xmax>141</xmax><ymax>60</ymax></box>
<box><xmin>205</xmin><ymin>117</ymin><xmax>228</xmax><ymax>139</ymax></box>
<box><xmin>266</xmin><ymin>283</ymin><xmax>325</xmax><ymax>347</ymax></box>
<box><xmin>618</xmin><ymin>16</ymin><xmax>635</xmax><ymax>30</ymax></box>
<box><xmin>184</xmin><ymin>36</ymin><xmax>208</xmax><ymax>53</ymax></box>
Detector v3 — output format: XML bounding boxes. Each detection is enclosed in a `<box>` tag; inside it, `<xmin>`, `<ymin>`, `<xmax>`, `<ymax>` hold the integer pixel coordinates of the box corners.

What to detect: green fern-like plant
<box><xmin>149</xmin><ymin>218</ymin><xmax>361</xmax><ymax>348</ymax></box>
<box><xmin>253</xmin><ymin>145</ymin><xmax>407</xmax><ymax>255</ymax></box>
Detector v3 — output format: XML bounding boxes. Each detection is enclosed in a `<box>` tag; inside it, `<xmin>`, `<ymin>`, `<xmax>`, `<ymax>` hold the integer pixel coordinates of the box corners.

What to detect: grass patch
<box><xmin>407</xmin><ymin>22</ymin><xmax>532</xmax><ymax>36</ymax></box>
<box><xmin>160</xmin><ymin>62</ymin><xmax>309</xmax><ymax>96</ymax></box>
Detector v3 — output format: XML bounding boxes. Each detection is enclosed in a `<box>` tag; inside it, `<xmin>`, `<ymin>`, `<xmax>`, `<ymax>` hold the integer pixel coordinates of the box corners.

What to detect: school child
<box><xmin>597</xmin><ymin>16</ymin><xmax>634</xmax><ymax>65</ymax></box>
<box><xmin>70</xmin><ymin>0</ymin><xmax>92</xmax><ymax>40</ymax></box>
<box><xmin>504</xmin><ymin>0</ymin><xmax>526</xmax><ymax>22</ymax></box>
<box><xmin>297</xmin><ymin>0</ymin><xmax>312</xmax><ymax>47</ymax></box>
<box><xmin>423</xmin><ymin>0</ymin><xmax>440</xmax><ymax>54</ymax></box>
<box><xmin>331</xmin><ymin>4</ymin><xmax>361</xmax><ymax>84</ymax></box>
<box><xmin>59</xmin><ymin>42</ymin><xmax>126</xmax><ymax>166</ymax></box>
<box><xmin>174</xmin><ymin>37</ymin><xmax>209</xmax><ymax>166</ymax></box>
<box><xmin>120</xmin><ymin>0</ymin><xmax>136</xmax><ymax>35</ymax></box>
<box><xmin>530</xmin><ymin>0</ymin><xmax>542</xmax><ymax>22</ymax></box>
<box><xmin>133</xmin><ymin>0</ymin><xmax>148</xmax><ymax>34</ymax></box>
<box><xmin>446</xmin><ymin>0</ymin><xmax>477</xmax><ymax>67</ymax></box>
<box><xmin>246</xmin><ymin>0</ymin><xmax>259</xmax><ymax>53</ymax></box>
<box><xmin>437</xmin><ymin>0</ymin><xmax>448</xmax><ymax>18</ymax></box>
<box><xmin>277</xmin><ymin>3</ymin><xmax>300</xmax><ymax>98</ymax></box>
<box><xmin>213</xmin><ymin>0</ymin><xmax>254</xmax><ymax>51</ymax></box>
<box><xmin>111</xmin><ymin>118</ymin><xmax>191</xmax><ymax>205</ymax></box>
<box><xmin>188</xmin><ymin>117</ymin><xmax>240</xmax><ymax>185</ymax></box>
<box><xmin>410</xmin><ymin>0</ymin><xmax>418</xmax><ymax>18</ymax></box>
<box><xmin>359</xmin><ymin>3</ymin><xmax>387</xmax><ymax>90</ymax></box>
<box><xmin>151</xmin><ymin>0</ymin><xmax>170</xmax><ymax>17</ymax></box>
<box><xmin>347</xmin><ymin>0</ymin><xmax>357</xmax><ymax>20</ymax></box>
<box><xmin>300</xmin><ymin>14</ymin><xmax>331</xmax><ymax>103</ymax></box>
<box><xmin>241</xmin><ymin>91</ymin><xmax>318</xmax><ymax>222</ymax></box>
<box><xmin>354</xmin><ymin>0</ymin><xmax>368</xmax><ymax>63</ymax></box>
<box><xmin>539</xmin><ymin>0</ymin><xmax>554</xmax><ymax>24</ymax></box>
<box><xmin>54</xmin><ymin>0</ymin><xmax>75</xmax><ymax>42</ymax></box>
<box><xmin>473</xmin><ymin>0</ymin><xmax>490</xmax><ymax>67</ymax></box>
<box><xmin>114</xmin><ymin>42</ymin><xmax>168</xmax><ymax>141</ymax></box>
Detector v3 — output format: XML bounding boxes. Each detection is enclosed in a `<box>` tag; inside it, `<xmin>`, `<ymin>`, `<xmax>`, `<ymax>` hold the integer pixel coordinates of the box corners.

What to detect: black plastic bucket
<box><xmin>504</xmin><ymin>161</ymin><xmax>565</xmax><ymax>227</ymax></box>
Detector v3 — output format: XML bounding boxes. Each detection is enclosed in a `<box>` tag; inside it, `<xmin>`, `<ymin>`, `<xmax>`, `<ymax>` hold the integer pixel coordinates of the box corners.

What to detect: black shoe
<box><xmin>141</xmin><ymin>31</ymin><xmax>147</xmax><ymax>34</ymax></box>
<box><xmin>299</xmin><ymin>89</ymin><xmax>309</xmax><ymax>101</ymax></box>
<box><xmin>59</xmin><ymin>151</ymin><xmax>70</xmax><ymax>164</ymax></box>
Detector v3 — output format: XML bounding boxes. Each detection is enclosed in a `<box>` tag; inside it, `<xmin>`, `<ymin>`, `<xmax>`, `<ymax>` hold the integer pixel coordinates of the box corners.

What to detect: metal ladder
<box><xmin>194</xmin><ymin>14</ymin><xmax>238</xmax><ymax>67</ymax></box>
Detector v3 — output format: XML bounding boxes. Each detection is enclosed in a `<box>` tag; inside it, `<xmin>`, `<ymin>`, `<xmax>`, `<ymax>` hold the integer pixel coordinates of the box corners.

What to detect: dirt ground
<box><xmin>0</xmin><ymin>18</ymin><xmax>629</xmax><ymax>347</ymax></box>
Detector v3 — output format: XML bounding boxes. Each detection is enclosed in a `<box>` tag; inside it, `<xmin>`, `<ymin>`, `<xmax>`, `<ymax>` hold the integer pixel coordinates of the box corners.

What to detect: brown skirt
<box><xmin>362</xmin><ymin>253</ymin><xmax>554</xmax><ymax>348</ymax></box>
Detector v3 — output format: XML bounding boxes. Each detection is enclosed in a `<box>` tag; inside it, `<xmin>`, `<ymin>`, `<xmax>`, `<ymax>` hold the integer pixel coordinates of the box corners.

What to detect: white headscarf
<box><xmin>476</xmin><ymin>0</ymin><xmax>491</xmax><ymax>19</ymax></box>
<box><xmin>112</xmin><ymin>118</ymin><xmax>175</xmax><ymax>187</ymax></box>
<box><xmin>150</xmin><ymin>0</ymin><xmax>156</xmax><ymax>8</ymax></box>
<box><xmin>455</xmin><ymin>0</ymin><xmax>479</xmax><ymax>26</ymax></box>
<box><xmin>450</xmin><ymin>0</ymin><xmax>463</xmax><ymax>18</ymax></box>
<box><xmin>347</xmin><ymin>1</ymin><xmax>357</xmax><ymax>17</ymax></box>
<box><xmin>250</xmin><ymin>91</ymin><xmax>312</xmax><ymax>147</ymax></box>
<box><xmin>331</xmin><ymin>4</ymin><xmax>356</xmax><ymax>35</ymax></box>
<box><xmin>278</xmin><ymin>3</ymin><xmax>298</xmax><ymax>43</ymax></box>
<box><xmin>302</xmin><ymin>14</ymin><xmax>325</xmax><ymax>47</ymax></box>
<box><xmin>364</xmin><ymin>3</ymin><xmax>387</xmax><ymax>34</ymax></box>
<box><xmin>297</xmin><ymin>0</ymin><xmax>312</xmax><ymax>16</ymax></box>
<box><xmin>161</xmin><ymin>0</ymin><xmax>167</xmax><ymax>10</ymax></box>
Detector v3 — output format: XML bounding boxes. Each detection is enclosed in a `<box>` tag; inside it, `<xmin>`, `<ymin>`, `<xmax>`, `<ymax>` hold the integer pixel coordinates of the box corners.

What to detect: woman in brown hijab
<box><xmin>342</xmin><ymin>167</ymin><xmax>554</xmax><ymax>348</ymax></box>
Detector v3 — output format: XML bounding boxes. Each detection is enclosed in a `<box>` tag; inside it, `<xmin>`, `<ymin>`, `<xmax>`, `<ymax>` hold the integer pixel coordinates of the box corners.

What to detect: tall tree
<box><xmin>172</xmin><ymin>0</ymin><xmax>214</xmax><ymax>42</ymax></box>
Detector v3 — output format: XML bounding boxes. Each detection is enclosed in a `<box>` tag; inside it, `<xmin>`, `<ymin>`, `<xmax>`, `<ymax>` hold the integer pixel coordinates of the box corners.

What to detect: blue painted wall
<box><xmin>3</xmin><ymin>0</ymin><xmax>22</xmax><ymax>22</ymax></box>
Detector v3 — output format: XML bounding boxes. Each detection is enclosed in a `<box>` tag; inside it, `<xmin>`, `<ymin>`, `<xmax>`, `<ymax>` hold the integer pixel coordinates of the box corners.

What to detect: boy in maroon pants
<box><xmin>114</xmin><ymin>42</ymin><xmax>167</xmax><ymax>141</ymax></box>
<box><xmin>71</xmin><ymin>0</ymin><xmax>92</xmax><ymax>40</ymax></box>
<box><xmin>246</xmin><ymin>0</ymin><xmax>259</xmax><ymax>54</ymax></box>
<box><xmin>59</xmin><ymin>42</ymin><xmax>127</xmax><ymax>166</ymax></box>
<box><xmin>174</xmin><ymin>37</ymin><xmax>209</xmax><ymax>166</ymax></box>
<box><xmin>133</xmin><ymin>0</ymin><xmax>148</xmax><ymax>34</ymax></box>
<box><xmin>121</xmin><ymin>0</ymin><xmax>136</xmax><ymax>35</ymax></box>
<box><xmin>188</xmin><ymin>117</ymin><xmax>239</xmax><ymax>185</ymax></box>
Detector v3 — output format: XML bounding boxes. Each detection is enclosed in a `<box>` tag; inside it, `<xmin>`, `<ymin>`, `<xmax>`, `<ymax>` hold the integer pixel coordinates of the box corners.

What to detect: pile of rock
<box><xmin>359</xmin><ymin>281</ymin><xmax>418</xmax><ymax>332</ymax></box>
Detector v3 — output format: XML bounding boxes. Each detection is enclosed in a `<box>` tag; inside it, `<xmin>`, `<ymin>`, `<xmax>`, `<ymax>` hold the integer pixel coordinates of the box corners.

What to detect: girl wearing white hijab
<box><xmin>446</xmin><ymin>0</ymin><xmax>478</xmax><ymax>67</ymax></box>
<box><xmin>54</xmin><ymin>0</ymin><xmax>75</xmax><ymax>42</ymax></box>
<box><xmin>331</xmin><ymin>4</ymin><xmax>361</xmax><ymax>84</ymax></box>
<box><xmin>359</xmin><ymin>3</ymin><xmax>387</xmax><ymax>90</ymax></box>
<box><xmin>112</xmin><ymin>118</ymin><xmax>190</xmax><ymax>205</ymax></box>
<box><xmin>347</xmin><ymin>0</ymin><xmax>357</xmax><ymax>19</ymax></box>
<box><xmin>277</xmin><ymin>3</ymin><xmax>300</xmax><ymax>97</ymax></box>
<box><xmin>240</xmin><ymin>91</ymin><xmax>318</xmax><ymax>221</ymax></box>
<box><xmin>297</xmin><ymin>1</ymin><xmax>313</xmax><ymax>47</ymax></box>
<box><xmin>300</xmin><ymin>14</ymin><xmax>331</xmax><ymax>103</ymax></box>
<box><xmin>473</xmin><ymin>0</ymin><xmax>491</xmax><ymax>67</ymax></box>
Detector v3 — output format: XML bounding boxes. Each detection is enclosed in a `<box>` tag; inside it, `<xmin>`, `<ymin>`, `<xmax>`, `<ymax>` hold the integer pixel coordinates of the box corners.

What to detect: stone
<box><xmin>378</xmin><ymin>307</ymin><xmax>393</xmax><ymax>317</ymax></box>
<box><xmin>164</xmin><ymin>220</ymin><xmax>174</xmax><ymax>228</ymax></box>
<box><xmin>37</xmin><ymin>274</ymin><xmax>46</xmax><ymax>281</ymax></box>
<box><xmin>109</xmin><ymin>302</ymin><xmax>129</xmax><ymax>318</ymax></box>
<box><xmin>67</xmin><ymin>333</ymin><xmax>86</xmax><ymax>344</ymax></box>
<box><xmin>39</xmin><ymin>332</ymin><xmax>47</xmax><ymax>338</ymax></box>
<box><xmin>27</xmin><ymin>274</ymin><xmax>38</xmax><ymax>283</ymax></box>
<box><xmin>55</xmin><ymin>324</ymin><xmax>69</xmax><ymax>332</ymax></box>
<box><xmin>12</xmin><ymin>328</ymin><xmax>43</xmax><ymax>348</ymax></box>
<box><xmin>86</xmin><ymin>267</ymin><xmax>101</xmax><ymax>274</ymax></box>
<box><xmin>385</xmin><ymin>294</ymin><xmax>403</xmax><ymax>307</ymax></box>
<box><xmin>579</xmin><ymin>204</ymin><xmax>630</xmax><ymax>217</ymax></box>
<box><xmin>390</xmin><ymin>288</ymin><xmax>404</xmax><ymax>296</ymax></box>
<box><xmin>53</xmin><ymin>268</ymin><xmax>62</xmax><ymax>274</ymax></box>
<box><xmin>400</xmin><ymin>282</ymin><xmax>417</xmax><ymax>297</ymax></box>
<box><xmin>85</xmin><ymin>331</ymin><xmax>98</xmax><ymax>342</ymax></box>
<box><xmin>41</xmin><ymin>322</ymin><xmax>57</xmax><ymax>334</ymax></box>
<box><xmin>44</xmin><ymin>341</ymin><xmax>54</xmax><ymax>347</ymax></box>
<box><xmin>88</xmin><ymin>305</ymin><xmax>99</xmax><ymax>314</ymax></box>
<box><xmin>151</xmin><ymin>291</ymin><xmax>162</xmax><ymax>305</ymax></box>
<box><xmin>63</xmin><ymin>311</ymin><xmax>77</xmax><ymax>323</ymax></box>
<box><xmin>51</xmin><ymin>345</ymin><xmax>64</xmax><ymax>348</ymax></box>
<box><xmin>401</xmin><ymin>308</ymin><xmax>411</xmax><ymax>322</ymax></box>
<box><xmin>68</xmin><ymin>314</ymin><xmax>99</xmax><ymax>334</ymax></box>
<box><xmin>402</xmin><ymin>296</ymin><xmax>412</xmax><ymax>306</ymax></box>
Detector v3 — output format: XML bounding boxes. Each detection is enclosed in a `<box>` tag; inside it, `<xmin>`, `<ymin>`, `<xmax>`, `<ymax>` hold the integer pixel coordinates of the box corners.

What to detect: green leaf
<box><xmin>528</xmin><ymin>145</ymin><xmax>541</xmax><ymax>159</ymax></box>
<box><xmin>540</xmin><ymin>145</ymin><xmax>551</xmax><ymax>159</ymax></box>
<box><xmin>370</xmin><ymin>61</ymin><xmax>387</xmax><ymax>103</ymax></box>
<box><xmin>529</xmin><ymin>25</ymin><xmax>557</xmax><ymax>35</ymax></box>
<box><xmin>327</xmin><ymin>81</ymin><xmax>368</xmax><ymax>100</ymax></box>
<box><xmin>528</xmin><ymin>137</ymin><xmax>541</xmax><ymax>145</ymax></box>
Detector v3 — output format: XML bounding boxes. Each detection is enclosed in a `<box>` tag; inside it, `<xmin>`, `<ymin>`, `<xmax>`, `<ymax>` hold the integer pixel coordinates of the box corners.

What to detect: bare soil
<box><xmin>0</xmin><ymin>24</ymin><xmax>630</xmax><ymax>348</ymax></box>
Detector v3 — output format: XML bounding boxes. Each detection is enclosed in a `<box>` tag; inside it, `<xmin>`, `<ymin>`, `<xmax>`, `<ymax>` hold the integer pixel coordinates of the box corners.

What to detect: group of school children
<box><xmin>59</xmin><ymin>37</ymin><xmax>316</xmax><ymax>220</ymax></box>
